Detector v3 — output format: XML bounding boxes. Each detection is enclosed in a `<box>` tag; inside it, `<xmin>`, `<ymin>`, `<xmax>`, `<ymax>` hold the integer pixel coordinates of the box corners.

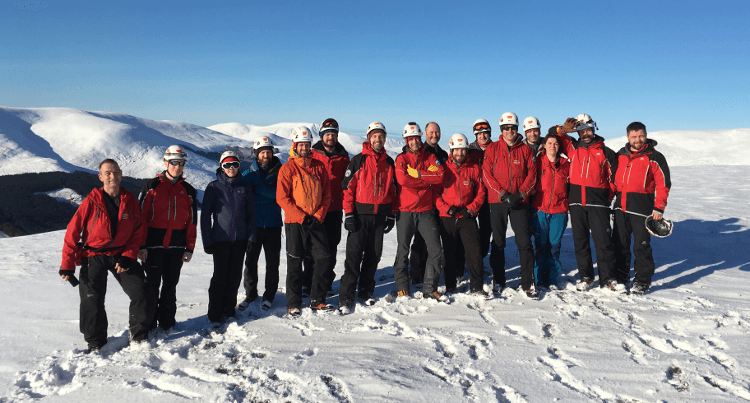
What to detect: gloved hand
<box><xmin>427</xmin><ymin>165</ymin><xmax>439</xmax><ymax>172</ymax></box>
<box><xmin>457</xmin><ymin>207</ymin><xmax>474</xmax><ymax>218</ymax></box>
<box><xmin>303</xmin><ymin>215</ymin><xmax>318</xmax><ymax>227</ymax></box>
<box><xmin>344</xmin><ymin>213</ymin><xmax>360</xmax><ymax>233</ymax></box>
<box><xmin>384</xmin><ymin>215</ymin><xmax>396</xmax><ymax>234</ymax></box>
<box><xmin>204</xmin><ymin>244</ymin><xmax>216</xmax><ymax>254</ymax></box>
<box><xmin>406</xmin><ymin>164</ymin><xmax>420</xmax><ymax>179</ymax></box>
<box><xmin>560</xmin><ymin>117</ymin><xmax>578</xmax><ymax>134</ymax></box>
<box><xmin>504</xmin><ymin>192</ymin><xmax>523</xmax><ymax>207</ymax></box>
<box><xmin>446</xmin><ymin>206</ymin><xmax>459</xmax><ymax>217</ymax></box>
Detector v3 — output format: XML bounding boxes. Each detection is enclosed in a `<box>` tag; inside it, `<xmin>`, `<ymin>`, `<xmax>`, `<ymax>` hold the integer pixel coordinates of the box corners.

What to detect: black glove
<box><xmin>116</xmin><ymin>256</ymin><xmax>132</xmax><ymax>270</ymax></box>
<box><xmin>504</xmin><ymin>192</ymin><xmax>523</xmax><ymax>207</ymax></box>
<box><xmin>204</xmin><ymin>244</ymin><xmax>215</xmax><ymax>254</ymax></box>
<box><xmin>446</xmin><ymin>206</ymin><xmax>459</xmax><ymax>217</ymax></box>
<box><xmin>384</xmin><ymin>215</ymin><xmax>396</xmax><ymax>234</ymax></box>
<box><xmin>344</xmin><ymin>213</ymin><xmax>360</xmax><ymax>233</ymax></box>
<box><xmin>303</xmin><ymin>215</ymin><xmax>318</xmax><ymax>227</ymax></box>
<box><xmin>457</xmin><ymin>207</ymin><xmax>473</xmax><ymax>218</ymax></box>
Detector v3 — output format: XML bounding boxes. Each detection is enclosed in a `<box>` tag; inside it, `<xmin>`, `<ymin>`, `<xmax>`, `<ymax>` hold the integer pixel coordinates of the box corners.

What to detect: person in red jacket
<box><xmin>554</xmin><ymin>115</ymin><xmax>619</xmax><ymax>291</ymax></box>
<box><xmin>469</xmin><ymin>119</ymin><xmax>493</xmax><ymax>261</ymax></box>
<box><xmin>138</xmin><ymin>145</ymin><xmax>197</xmax><ymax>331</ymax></box>
<box><xmin>530</xmin><ymin>133</ymin><xmax>570</xmax><ymax>288</ymax></box>
<box><xmin>393</xmin><ymin>122</ymin><xmax>446</xmax><ymax>301</ymax></box>
<box><xmin>277</xmin><ymin>126</ymin><xmax>333</xmax><ymax>316</ymax></box>
<box><xmin>435</xmin><ymin>133</ymin><xmax>489</xmax><ymax>298</ymax></box>
<box><xmin>482</xmin><ymin>112</ymin><xmax>538</xmax><ymax>298</ymax></box>
<box><xmin>304</xmin><ymin>118</ymin><xmax>350</xmax><ymax>296</ymax></box>
<box><xmin>59</xmin><ymin>159</ymin><xmax>152</xmax><ymax>353</ymax></box>
<box><xmin>612</xmin><ymin>122</ymin><xmax>671</xmax><ymax>295</ymax></box>
<box><xmin>338</xmin><ymin>122</ymin><xmax>397</xmax><ymax>313</ymax></box>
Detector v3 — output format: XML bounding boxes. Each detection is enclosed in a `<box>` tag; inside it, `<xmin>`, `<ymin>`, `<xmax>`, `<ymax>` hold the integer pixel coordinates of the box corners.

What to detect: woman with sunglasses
<box><xmin>138</xmin><ymin>145</ymin><xmax>198</xmax><ymax>332</ymax></box>
<box><xmin>200</xmin><ymin>151</ymin><xmax>256</xmax><ymax>328</ymax></box>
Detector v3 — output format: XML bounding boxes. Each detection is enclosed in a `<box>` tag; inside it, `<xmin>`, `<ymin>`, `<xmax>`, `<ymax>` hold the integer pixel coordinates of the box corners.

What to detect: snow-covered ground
<box><xmin>1</xmin><ymin>162</ymin><xmax>749</xmax><ymax>402</ymax></box>
<box><xmin>35</xmin><ymin>188</ymin><xmax>84</xmax><ymax>207</ymax></box>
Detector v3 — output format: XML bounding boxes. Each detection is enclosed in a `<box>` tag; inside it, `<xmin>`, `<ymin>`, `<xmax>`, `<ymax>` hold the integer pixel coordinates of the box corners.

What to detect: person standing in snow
<box><xmin>482</xmin><ymin>112</ymin><xmax>538</xmax><ymax>298</ymax></box>
<box><xmin>469</xmin><ymin>119</ymin><xmax>493</xmax><ymax>261</ymax></box>
<box><xmin>522</xmin><ymin>117</ymin><xmax>544</xmax><ymax>157</ymax></box>
<box><xmin>552</xmin><ymin>115</ymin><xmax>619</xmax><ymax>291</ymax></box>
<box><xmin>60</xmin><ymin>159</ymin><xmax>152</xmax><ymax>353</ymax></box>
<box><xmin>435</xmin><ymin>133</ymin><xmax>489</xmax><ymax>297</ymax></box>
<box><xmin>200</xmin><ymin>151</ymin><xmax>256</xmax><ymax>327</ymax></box>
<box><xmin>393</xmin><ymin>122</ymin><xmax>447</xmax><ymax>301</ymax></box>
<box><xmin>138</xmin><ymin>145</ymin><xmax>197</xmax><ymax>332</ymax></box>
<box><xmin>529</xmin><ymin>132</ymin><xmax>570</xmax><ymax>289</ymax></box>
<box><xmin>338</xmin><ymin>122</ymin><xmax>397</xmax><ymax>314</ymax></box>
<box><xmin>409</xmin><ymin>121</ymin><xmax>449</xmax><ymax>288</ymax></box>
<box><xmin>239</xmin><ymin>137</ymin><xmax>283</xmax><ymax>311</ymax></box>
<box><xmin>303</xmin><ymin>118</ymin><xmax>350</xmax><ymax>297</ymax></box>
<box><xmin>277</xmin><ymin>127</ymin><xmax>333</xmax><ymax>316</ymax></box>
<box><xmin>612</xmin><ymin>122</ymin><xmax>671</xmax><ymax>295</ymax></box>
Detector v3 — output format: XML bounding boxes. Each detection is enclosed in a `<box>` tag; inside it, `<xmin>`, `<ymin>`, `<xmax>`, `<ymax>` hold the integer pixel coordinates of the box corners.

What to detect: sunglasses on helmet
<box><xmin>168</xmin><ymin>160</ymin><xmax>186</xmax><ymax>166</ymax></box>
<box><xmin>222</xmin><ymin>161</ymin><xmax>240</xmax><ymax>170</ymax></box>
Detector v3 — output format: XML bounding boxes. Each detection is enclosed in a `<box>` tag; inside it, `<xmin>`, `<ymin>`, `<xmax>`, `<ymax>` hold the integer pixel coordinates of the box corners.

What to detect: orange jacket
<box><xmin>276</xmin><ymin>147</ymin><xmax>331</xmax><ymax>224</ymax></box>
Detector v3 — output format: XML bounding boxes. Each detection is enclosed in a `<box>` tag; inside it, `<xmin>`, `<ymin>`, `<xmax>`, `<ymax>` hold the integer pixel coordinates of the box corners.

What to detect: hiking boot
<box><xmin>630</xmin><ymin>282</ymin><xmax>650</xmax><ymax>295</ymax></box>
<box><xmin>424</xmin><ymin>291</ymin><xmax>449</xmax><ymax>303</ymax></box>
<box><xmin>238</xmin><ymin>296</ymin><xmax>257</xmax><ymax>311</ymax></box>
<box><xmin>359</xmin><ymin>295</ymin><xmax>376</xmax><ymax>306</ymax></box>
<box><xmin>469</xmin><ymin>289</ymin><xmax>493</xmax><ymax>300</ymax></box>
<box><xmin>576</xmin><ymin>277</ymin><xmax>594</xmax><ymax>292</ymax></box>
<box><xmin>288</xmin><ymin>307</ymin><xmax>302</xmax><ymax>318</ymax></box>
<box><xmin>338</xmin><ymin>305</ymin><xmax>351</xmax><ymax>315</ymax></box>
<box><xmin>210</xmin><ymin>321</ymin><xmax>222</xmax><ymax>329</ymax></box>
<box><xmin>525</xmin><ymin>288</ymin><xmax>539</xmax><ymax>299</ymax></box>
<box><xmin>261</xmin><ymin>299</ymin><xmax>272</xmax><ymax>311</ymax></box>
<box><xmin>86</xmin><ymin>344</ymin><xmax>103</xmax><ymax>354</ymax></box>
<box><xmin>492</xmin><ymin>283</ymin><xmax>505</xmax><ymax>295</ymax></box>
<box><xmin>310</xmin><ymin>301</ymin><xmax>335</xmax><ymax>312</ymax></box>
<box><xmin>397</xmin><ymin>289</ymin><xmax>410</xmax><ymax>298</ymax></box>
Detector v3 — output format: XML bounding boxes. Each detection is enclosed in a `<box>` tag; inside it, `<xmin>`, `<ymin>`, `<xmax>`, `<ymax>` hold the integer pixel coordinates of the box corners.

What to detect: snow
<box><xmin>2</xmin><ymin>162</ymin><xmax>750</xmax><ymax>402</ymax></box>
<box><xmin>36</xmin><ymin>188</ymin><xmax>84</xmax><ymax>207</ymax></box>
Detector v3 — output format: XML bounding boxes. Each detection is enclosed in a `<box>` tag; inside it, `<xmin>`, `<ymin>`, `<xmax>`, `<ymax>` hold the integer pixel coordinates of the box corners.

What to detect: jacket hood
<box><xmin>362</xmin><ymin>141</ymin><xmax>387</xmax><ymax>157</ymax></box>
<box><xmin>469</xmin><ymin>140</ymin><xmax>490</xmax><ymax>151</ymax></box>
<box><xmin>618</xmin><ymin>138</ymin><xmax>658</xmax><ymax>156</ymax></box>
<box><xmin>312</xmin><ymin>140</ymin><xmax>349</xmax><ymax>157</ymax></box>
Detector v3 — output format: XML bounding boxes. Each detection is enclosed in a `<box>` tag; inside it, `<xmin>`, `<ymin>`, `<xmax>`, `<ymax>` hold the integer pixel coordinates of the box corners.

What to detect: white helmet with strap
<box><xmin>292</xmin><ymin>126</ymin><xmax>313</xmax><ymax>143</ymax></box>
<box><xmin>164</xmin><ymin>145</ymin><xmax>188</xmax><ymax>161</ymax></box>
<box><xmin>402</xmin><ymin>122</ymin><xmax>422</xmax><ymax>139</ymax></box>
<box><xmin>253</xmin><ymin>136</ymin><xmax>274</xmax><ymax>150</ymax></box>
<box><xmin>472</xmin><ymin>119</ymin><xmax>491</xmax><ymax>136</ymax></box>
<box><xmin>449</xmin><ymin>133</ymin><xmax>469</xmax><ymax>149</ymax></box>
<box><xmin>220</xmin><ymin>150</ymin><xmax>239</xmax><ymax>164</ymax></box>
<box><xmin>522</xmin><ymin>116</ymin><xmax>540</xmax><ymax>132</ymax></box>
<box><xmin>574</xmin><ymin>113</ymin><xmax>598</xmax><ymax>132</ymax></box>
<box><xmin>366</xmin><ymin>122</ymin><xmax>386</xmax><ymax>137</ymax></box>
<box><xmin>499</xmin><ymin>112</ymin><xmax>519</xmax><ymax>127</ymax></box>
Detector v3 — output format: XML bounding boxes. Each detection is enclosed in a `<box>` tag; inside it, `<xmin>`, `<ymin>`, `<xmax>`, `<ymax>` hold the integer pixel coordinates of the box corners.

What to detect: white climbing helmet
<box><xmin>522</xmin><ymin>116</ymin><xmax>540</xmax><ymax>133</ymax></box>
<box><xmin>253</xmin><ymin>136</ymin><xmax>274</xmax><ymax>150</ymax></box>
<box><xmin>472</xmin><ymin>119</ymin><xmax>491</xmax><ymax>136</ymax></box>
<box><xmin>292</xmin><ymin>126</ymin><xmax>313</xmax><ymax>143</ymax></box>
<box><xmin>402</xmin><ymin>122</ymin><xmax>422</xmax><ymax>139</ymax></box>
<box><xmin>499</xmin><ymin>112</ymin><xmax>519</xmax><ymax>127</ymax></box>
<box><xmin>366</xmin><ymin>122</ymin><xmax>386</xmax><ymax>137</ymax></box>
<box><xmin>574</xmin><ymin>113</ymin><xmax>598</xmax><ymax>132</ymax></box>
<box><xmin>164</xmin><ymin>145</ymin><xmax>188</xmax><ymax>161</ymax></box>
<box><xmin>449</xmin><ymin>133</ymin><xmax>469</xmax><ymax>149</ymax></box>
<box><xmin>219</xmin><ymin>150</ymin><xmax>239</xmax><ymax>164</ymax></box>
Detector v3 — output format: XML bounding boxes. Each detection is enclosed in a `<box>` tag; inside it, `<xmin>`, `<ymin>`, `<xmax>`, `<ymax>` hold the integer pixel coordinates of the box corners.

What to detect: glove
<box><xmin>406</xmin><ymin>164</ymin><xmax>420</xmax><ymax>179</ymax></box>
<box><xmin>504</xmin><ymin>192</ymin><xmax>523</xmax><ymax>207</ymax></box>
<box><xmin>344</xmin><ymin>213</ymin><xmax>360</xmax><ymax>233</ymax></box>
<box><xmin>303</xmin><ymin>215</ymin><xmax>318</xmax><ymax>227</ymax></box>
<box><xmin>204</xmin><ymin>244</ymin><xmax>215</xmax><ymax>254</ymax></box>
<box><xmin>446</xmin><ymin>206</ymin><xmax>459</xmax><ymax>217</ymax></box>
<box><xmin>116</xmin><ymin>256</ymin><xmax>132</xmax><ymax>270</ymax></box>
<box><xmin>384</xmin><ymin>215</ymin><xmax>396</xmax><ymax>234</ymax></box>
<box><xmin>457</xmin><ymin>207</ymin><xmax>473</xmax><ymax>218</ymax></box>
<box><xmin>560</xmin><ymin>117</ymin><xmax>578</xmax><ymax>134</ymax></box>
<box><xmin>427</xmin><ymin>165</ymin><xmax>439</xmax><ymax>172</ymax></box>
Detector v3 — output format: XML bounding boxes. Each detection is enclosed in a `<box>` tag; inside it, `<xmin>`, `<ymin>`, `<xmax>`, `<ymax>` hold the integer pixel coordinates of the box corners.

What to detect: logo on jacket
<box><xmin>463</xmin><ymin>181</ymin><xmax>470</xmax><ymax>186</ymax></box>
<box><xmin>345</xmin><ymin>169</ymin><xmax>351</xmax><ymax>177</ymax></box>
<box><xmin>434</xmin><ymin>160</ymin><xmax>441</xmax><ymax>166</ymax></box>
<box><xmin>513</xmin><ymin>160</ymin><xmax>520</xmax><ymax>165</ymax></box>
<box><xmin>122</xmin><ymin>213</ymin><xmax>129</xmax><ymax>220</ymax></box>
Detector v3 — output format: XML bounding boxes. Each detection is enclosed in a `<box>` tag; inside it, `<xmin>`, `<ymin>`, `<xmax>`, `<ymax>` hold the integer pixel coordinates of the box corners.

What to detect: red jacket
<box><xmin>531</xmin><ymin>156</ymin><xmax>570</xmax><ymax>214</ymax></box>
<box><xmin>613</xmin><ymin>139</ymin><xmax>671</xmax><ymax>216</ymax></box>
<box><xmin>556</xmin><ymin>133</ymin><xmax>618</xmax><ymax>208</ymax></box>
<box><xmin>435</xmin><ymin>159</ymin><xmax>485</xmax><ymax>217</ymax></box>
<box><xmin>395</xmin><ymin>145</ymin><xmax>445</xmax><ymax>213</ymax></box>
<box><xmin>311</xmin><ymin>141</ymin><xmax>350</xmax><ymax>212</ymax></box>
<box><xmin>61</xmin><ymin>187</ymin><xmax>144</xmax><ymax>271</ymax></box>
<box><xmin>138</xmin><ymin>173</ymin><xmax>197</xmax><ymax>252</ymax></box>
<box><xmin>277</xmin><ymin>147</ymin><xmax>331</xmax><ymax>224</ymax></box>
<box><xmin>342</xmin><ymin>142</ymin><xmax>397</xmax><ymax>215</ymax></box>
<box><xmin>482</xmin><ymin>136</ymin><xmax>536</xmax><ymax>204</ymax></box>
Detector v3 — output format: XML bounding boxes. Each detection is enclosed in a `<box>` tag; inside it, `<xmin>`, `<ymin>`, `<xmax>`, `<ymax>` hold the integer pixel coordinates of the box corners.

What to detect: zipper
<box><xmin>548</xmin><ymin>165</ymin><xmax>556</xmax><ymax>212</ymax></box>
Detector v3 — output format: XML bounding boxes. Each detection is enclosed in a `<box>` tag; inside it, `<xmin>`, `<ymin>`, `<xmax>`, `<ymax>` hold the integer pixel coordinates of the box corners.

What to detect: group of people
<box><xmin>59</xmin><ymin>114</ymin><xmax>671</xmax><ymax>352</ymax></box>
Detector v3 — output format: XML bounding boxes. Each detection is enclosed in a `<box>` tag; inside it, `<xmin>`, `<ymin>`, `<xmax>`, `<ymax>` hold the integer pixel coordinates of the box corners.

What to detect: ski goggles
<box><xmin>473</xmin><ymin>122</ymin><xmax>490</xmax><ymax>131</ymax></box>
<box><xmin>168</xmin><ymin>160</ymin><xmax>186</xmax><ymax>166</ymax></box>
<box><xmin>222</xmin><ymin>161</ymin><xmax>240</xmax><ymax>170</ymax></box>
<box><xmin>500</xmin><ymin>124</ymin><xmax>518</xmax><ymax>132</ymax></box>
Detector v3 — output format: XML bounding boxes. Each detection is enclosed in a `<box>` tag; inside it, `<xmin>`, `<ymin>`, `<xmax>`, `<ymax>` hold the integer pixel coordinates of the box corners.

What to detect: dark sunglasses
<box><xmin>500</xmin><ymin>124</ymin><xmax>518</xmax><ymax>131</ymax></box>
<box><xmin>222</xmin><ymin>161</ymin><xmax>240</xmax><ymax>170</ymax></box>
<box><xmin>168</xmin><ymin>160</ymin><xmax>186</xmax><ymax>166</ymax></box>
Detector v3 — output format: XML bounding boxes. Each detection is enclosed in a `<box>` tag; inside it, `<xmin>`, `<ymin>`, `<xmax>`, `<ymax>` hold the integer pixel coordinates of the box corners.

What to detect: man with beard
<box><xmin>338</xmin><ymin>122</ymin><xmax>397</xmax><ymax>314</ymax></box>
<box><xmin>612</xmin><ymin>122</ymin><xmax>671</xmax><ymax>295</ymax></box>
<box><xmin>239</xmin><ymin>137</ymin><xmax>283</xmax><ymax>311</ymax></box>
<box><xmin>522</xmin><ymin>117</ymin><xmax>543</xmax><ymax>157</ymax></box>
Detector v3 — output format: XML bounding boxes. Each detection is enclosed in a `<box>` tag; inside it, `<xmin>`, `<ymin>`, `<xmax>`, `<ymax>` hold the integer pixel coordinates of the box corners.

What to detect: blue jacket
<box><xmin>241</xmin><ymin>156</ymin><xmax>283</xmax><ymax>228</ymax></box>
<box><xmin>201</xmin><ymin>170</ymin><xmax>256</xmax><ymax>247</ymax></box>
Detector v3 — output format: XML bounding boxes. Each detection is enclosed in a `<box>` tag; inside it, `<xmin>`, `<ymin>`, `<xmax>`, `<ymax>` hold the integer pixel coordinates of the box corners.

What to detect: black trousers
<box><xmin>488</xmin><ymin>203</ymin><xmax>535</xmax><ymax>291</ymax></box>
<box><xmin>569</xmin><ymin>205</ymin><xmax>616</xmax><ymax>284</ymax></box>
<box><xmin>303</xmin><ymin>210</ymin><xmax>342</xmax><ymax>290</ymax></box>
<box><xmin>441</xmin><ymin>217</ymin><xmax>485</xmax><ymax>292</ymax></box>
<box><xmin>339</xmin><ymin>214</ymin><xmax>386</xmax><ymax>305</ymax></box>
<box><xmin>410</xmin><ymin>212</ymin><xmax>463</xmax><ymax>282</ymax></box>
<box><xmin>79</xmin><ymin>255</ymin><xmax>153</xmax><ymax>348</ymax></box>
<box><xmin>243</xmin><ymin>226</ymin><xmax>282</xmax><ymax>302</ymax></box>
<box><xmin>477</xmin><ymin>202</ymin><xmax>492</xmax><ymax>259</ymax></box>
<box><xmin>208</xmin><ymin>240</ymin><xmax>247</xmax><ymax>322</ymax></box>
<box><xmin>285</xmin><ymin>221</ymin><xmax>331</xmax><ymax>309</ymax></box>
<box><xmin>144</xmin><ymin>248</ymin><xmax>184</xmax><ymax>330</ymax></box>
<box><xmin>612</xmin><ymin>211</ymin><xmax>654</xmax><ymax>285</ymax></box>
<box><xmin>393</xmin><ymin>211</ymin><xmax>442</xmax><ymax>294</ymax></box>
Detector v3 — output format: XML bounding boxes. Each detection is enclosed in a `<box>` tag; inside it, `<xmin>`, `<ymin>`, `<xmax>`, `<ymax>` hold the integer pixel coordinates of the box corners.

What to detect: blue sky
<box><xmin>2</xmin><ymin>0</ymin><xmax>749</xmax><ymax>143</ymax></box>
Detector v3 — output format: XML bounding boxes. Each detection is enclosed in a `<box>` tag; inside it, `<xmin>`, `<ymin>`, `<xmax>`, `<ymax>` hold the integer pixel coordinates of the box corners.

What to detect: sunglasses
<box><xmin>500</xmin><ymin>124</ymin><xmax>518</xmax><ymax>131</ymax></box>
<box><xmin>168</xmin><ymin>160</ymin><xmax>186</xmax><ymax>166</ymax></box>
<box><xmin>222</xmin><ymin>161</ymin><xmax>240</xmax><ymax>170</ymax></box>
<box><xmin>474</xmin><ymin>123</ymin><xmax>490</xmax><ymax>130</ymax></box>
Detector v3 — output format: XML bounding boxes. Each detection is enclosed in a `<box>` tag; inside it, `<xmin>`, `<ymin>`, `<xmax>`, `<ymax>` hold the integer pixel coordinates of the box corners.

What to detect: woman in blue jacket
<box><xmin>201</xmin><ymin>151</ymin><xmax>256</xmax><ymax>326</ymax></box>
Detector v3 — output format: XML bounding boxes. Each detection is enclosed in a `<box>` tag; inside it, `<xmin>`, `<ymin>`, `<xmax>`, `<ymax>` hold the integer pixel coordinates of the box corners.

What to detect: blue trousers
<box><xmin>531</xmin><ymin>210</ymin><xmax>568</xmax><ymax>286</ymax></box>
